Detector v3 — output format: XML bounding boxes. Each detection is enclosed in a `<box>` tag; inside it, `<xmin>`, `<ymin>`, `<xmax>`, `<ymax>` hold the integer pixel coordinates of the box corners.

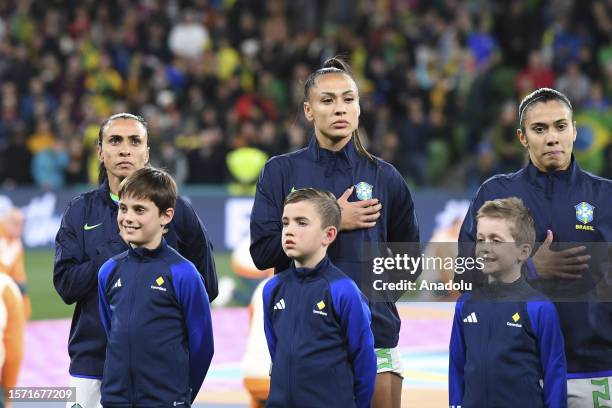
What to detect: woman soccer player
<box><xmin>250</xmin><ymin>58</ymin><xmax>419</xmax><ymax>408</ymax></box>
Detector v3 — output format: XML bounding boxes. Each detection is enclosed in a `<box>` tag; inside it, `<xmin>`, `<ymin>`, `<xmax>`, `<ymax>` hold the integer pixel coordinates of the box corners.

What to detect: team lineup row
<box><xmin>51</xmin><ymin>58</ymin><xmax>611</xmax><ymax>408</ymax></box>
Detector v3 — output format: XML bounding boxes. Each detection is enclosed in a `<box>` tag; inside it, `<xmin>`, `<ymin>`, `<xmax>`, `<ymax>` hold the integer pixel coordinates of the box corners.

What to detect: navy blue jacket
<box><xmin>251</xmin><ymin>137</ymin><xmax>419</xmax><ymax>348</ymax></box>
<box><xmin>54</xmin><ymin>182</ymin><xmax>217</xmax><ymax>377</ymax></box>
<box><xmin>449</xmin><ymin>277</ymin><xmax>567</xmax><ymax>408</ymax></box>
<box><xmin>98</xmin><ymin>239</ymin><xmax>214</xmax><ymax>406</ymax></box>
<box><xmin>459</xmin><ymin>158</ymin><xmax>612</xmax><ymax>375</ymax></box>
<box><xmin>263</xmin><ymin>257</ymin><xmax>376</xmax><ymax>408</ymax></box>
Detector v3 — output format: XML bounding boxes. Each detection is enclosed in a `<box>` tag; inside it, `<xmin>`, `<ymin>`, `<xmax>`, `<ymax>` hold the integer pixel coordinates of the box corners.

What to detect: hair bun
<box><xmin>322</xmin><ymin>57</ymin><xmax>350</xmax><ymax>73</ymax></box>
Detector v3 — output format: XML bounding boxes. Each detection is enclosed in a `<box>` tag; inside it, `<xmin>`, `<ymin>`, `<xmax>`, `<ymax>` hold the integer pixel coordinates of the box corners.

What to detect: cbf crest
<box><xmin>575</xmin><ymin>202</ymin><xmax>594</xmax><ymax>224</ymax></box>
<box><xmin>355</xmin><ymin>182</ymin><xmax>373</xmax><ymax>201</ymax></box>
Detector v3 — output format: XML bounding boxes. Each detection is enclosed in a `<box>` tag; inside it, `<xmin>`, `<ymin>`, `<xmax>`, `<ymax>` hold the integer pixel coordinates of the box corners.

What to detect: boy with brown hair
<box><xmin>98</xmin><ymin>167</ymin><xmax>213</xmax><ymax>407</ymax></box>
<box><xmin>263</xmin><ymin>188</ymin><xmax>376</xmax><ymax>408</ymax></box>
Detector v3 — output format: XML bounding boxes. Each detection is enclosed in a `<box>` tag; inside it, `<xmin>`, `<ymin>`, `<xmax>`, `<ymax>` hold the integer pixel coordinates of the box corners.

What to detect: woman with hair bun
<box><xmin>251</xmin><ymin>58</ymin><xmax>419</xmax><ymax>407</ymax></box>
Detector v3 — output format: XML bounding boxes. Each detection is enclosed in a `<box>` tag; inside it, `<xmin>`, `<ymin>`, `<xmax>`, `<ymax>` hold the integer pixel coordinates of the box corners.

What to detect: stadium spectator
<box><xmin>555</xmin><ymin>62</ymin><xmax>591</xmax><ymax>105</ymax></box>
<box><xmin>31</xmin><ymin>138</ymin><xmax>69</xmax><ymax>190</ymax></box>
<box><xmin>20</xmin><ymin>77</ymin><xmax>57</xmax><ymax>122</ymax></box>
<box><xmin>168</xmin><ymin>9</ymin><xmax>209</xmax><ymax>60</ymax></box>
<box><xmin>515</xmin><ymin>50</ymin><xmax>556</xmax><ymax>97</ymax></box>
<box><xmin>487</xmin><ymin>100</ymin><xmax>526</xmax><ymax>173</ymax></box>
<box><xmin>582</xmin><ymin>81</ymin><xmax>610</xmax><ymax>112</ymax></box>
<box><xmin>64</xmin><ymin>137</ymin><xmax>89</xmax><ymax>185</ymax></box>
<box><xmin>26</xmin><ymin>119</ymin><xmax>55</xmax><ymax>155</ymax></box>
<box><xmin>0</xmin><ymin>123</ymin><xmax>32</xmax><ymax>188</ymax></box>
<box><xmin>155</xmin><ymin>139</ymin><xmax>188</xmax><ymax>187</ymax></box>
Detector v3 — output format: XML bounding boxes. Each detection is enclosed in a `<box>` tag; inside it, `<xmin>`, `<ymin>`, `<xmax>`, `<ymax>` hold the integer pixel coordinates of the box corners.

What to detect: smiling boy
<box><xmin>449</xmin><ymin>197</ymin><xmax>567</xmax><ymax>408</ymax></box>
<box><xmin>98</xmin><ymin>167</ymin><xmax>213</xmax><ymax>407</ymax></box>
<box><xmin>262</xmin><ymin>188</ymin><xmax>377</xmax><ymax>408</ymax></box>
<box><xmin>55</xmin><ymin>114</ymin><xmax>217</xmax><ymax>408</ymax></box>
<box><xmin>457</xmin><ymin>88</ymin><xmax>612</xmax><ymax>406</ymax></box>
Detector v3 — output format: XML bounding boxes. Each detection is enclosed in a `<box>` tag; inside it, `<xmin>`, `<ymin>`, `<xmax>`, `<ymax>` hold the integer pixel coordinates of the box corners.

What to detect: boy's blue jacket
<box><xmin>54</xmin><ymin>182</ymin><xmax>217</xmax><ymax>378</ymax></box>
<box><xmin>251</xmin><ymin>137</ymin><xmax>420</xmax><ymax>348</ymax></box>
<box><xmin>98</xmin><ymin>239</ymin><xmax>214</xmax><ymax>406</ymax></box>
<box><xmin>263</xmin><ymin>256</ymin><xmax>376</xmax><ymax>408</ymax></box>
<box><xmin>449</xmin><ymin>276</ymin><xmax>567</xmax><ymax>408</ymax></box>
<box><xmin>458</xmin><ymin>158</ymin><xmax>612</xmax><ymax>376</ymax></box>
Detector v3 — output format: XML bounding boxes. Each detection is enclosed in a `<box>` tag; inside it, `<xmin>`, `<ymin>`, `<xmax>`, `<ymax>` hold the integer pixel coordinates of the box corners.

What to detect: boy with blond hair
<box><xmin>450</xmin><ymin>197</ymin><xmax>567</xmax><ymax>407</ymax></box>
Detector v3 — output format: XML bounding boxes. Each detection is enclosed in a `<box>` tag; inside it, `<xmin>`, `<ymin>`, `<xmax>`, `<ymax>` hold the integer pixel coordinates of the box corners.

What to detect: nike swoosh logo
<box><xmin>84</xmin><ymin>223</ymin><xmax>102</xmax><ymax>231</ymax></box>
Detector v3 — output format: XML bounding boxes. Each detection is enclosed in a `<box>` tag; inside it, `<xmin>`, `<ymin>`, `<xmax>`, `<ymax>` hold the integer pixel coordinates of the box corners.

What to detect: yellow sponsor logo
<box><xmin>317</xmin><ymin>301</ymin><xmax>325</xmax><ymax>310</ymax></box>
<box><xmin>512</xmin><ymin>313</ymin><xmax>520</xmax><ymax>322</ymax></box>
<box><xmin>156</xmin><ymin>277</ymin><xmax>165</xmax><ymax>286</ymax></box>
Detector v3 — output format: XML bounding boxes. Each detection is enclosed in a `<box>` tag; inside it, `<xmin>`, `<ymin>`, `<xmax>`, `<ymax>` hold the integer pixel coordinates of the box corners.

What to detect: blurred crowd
<box><xmin>0</xmin><ymin>0</ymin><xmax>610</xmax><ymax>191</ymax></box>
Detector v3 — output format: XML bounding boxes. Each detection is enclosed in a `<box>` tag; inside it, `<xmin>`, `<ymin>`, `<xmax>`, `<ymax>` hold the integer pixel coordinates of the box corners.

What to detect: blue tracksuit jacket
<box><xmin>54</xmin><ymin>182</ymin><xmax>217</xmax><ymax>378</ymax></box>
<box><xmin>263</xmin><ymin>256</ymin><xmax>377</xmax><ymax>408</ymax></box>
<box><xmin>459</xmin><ymin>158</ymin><xmax>612</xmax><ymax>375</ymax></box>
<box><xmin>98</xmin><ymin>239</ymin><xmax>214</xmax><ymax>406</ymax></box>
<box><xmin>449</xmin><ymin>276</ymin><xmax>567</xmax><ymax>408</ymax></box>
<box><xmin>251</xmin><ymin>137</ymin><xmax>420</xmax><ymax>348</ymax></box>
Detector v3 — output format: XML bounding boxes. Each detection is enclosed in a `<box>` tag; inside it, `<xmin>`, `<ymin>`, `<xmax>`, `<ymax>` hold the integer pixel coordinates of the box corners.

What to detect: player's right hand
<box><xmin>532</xmin><ymin>230</ymin><xmax>590</xmax><ymax>279</ymax></box>
<box><xmin>337</xmin><ymin>187</ymin><xmax>382</xmax><ymax>231</ymax></box>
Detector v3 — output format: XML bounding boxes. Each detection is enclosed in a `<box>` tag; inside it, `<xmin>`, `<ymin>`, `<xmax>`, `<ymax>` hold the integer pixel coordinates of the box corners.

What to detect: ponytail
<box><xmin>98</xmin><ymin>162</ymin><xmax>107</xmax><ymax>185</ymax></box>
<box><xmin>352</xmin><ymin>128</ymin><xmax>374</xmax><ymax>163</ymax></box>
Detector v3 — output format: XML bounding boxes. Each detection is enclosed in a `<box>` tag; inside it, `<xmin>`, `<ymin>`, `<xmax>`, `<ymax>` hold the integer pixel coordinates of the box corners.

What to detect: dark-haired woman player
<box><xmin>250</xmin><ymin>59</ymin><xmax>419</xmax><ymax>408</ymax></box>
<box><xmin>54</xmin><ymin>113</ymin><xmax>218</xmax><ymax>408</ymax></box>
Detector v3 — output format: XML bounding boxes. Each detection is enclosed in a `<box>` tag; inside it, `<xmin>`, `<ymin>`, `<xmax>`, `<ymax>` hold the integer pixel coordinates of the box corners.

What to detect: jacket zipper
<box><xmin>484</xmin><ymin>306</ymin><xmax>490</xmax><ymax>406</ymax></box>
<box><xmin>127</xmin><ymin>260</ymin><xmax>139</xmax><ymax>403</ymax></box>
<box><xmin>287</xmin><ymin>281</ymin><xmax>299</xmax><ymax>407</ymax></box>
<box><xmin>546</xmin><ymin>174</ymin><xmax>554</xmax><ymax>232</ymax></box>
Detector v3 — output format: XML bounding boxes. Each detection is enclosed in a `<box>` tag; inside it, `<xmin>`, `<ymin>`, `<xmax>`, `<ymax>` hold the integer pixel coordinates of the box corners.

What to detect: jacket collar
<box><xmin>291</xmin><ymin>255</ymin><xmax>331</xmax><ymax>280</ymax></box>
<box><xmin>524</xmin><ymin>154</ymin><xmax>579</xmax><ymax>185</ymax></box>
<box><xmin>128</xmin><ymin>237</ymin><xmax>167</xmax><ymax>259</ymax></box>
<box><xmin>97</xmin><ymin>182</ymin><xmax>119</xmax><ymax>209</ymax></box>
<box><xmin>481</xmin><ymin>275</ymin><xmax>530</xmax><ymax>299</ymax></box>
<box><xmin>306</xmin><ymin>136</ymin><xmax>359</xmax><ymax>167</ymax></box>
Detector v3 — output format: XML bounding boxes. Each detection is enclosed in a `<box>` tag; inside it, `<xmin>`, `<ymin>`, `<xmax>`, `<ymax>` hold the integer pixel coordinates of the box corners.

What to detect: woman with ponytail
<box><xmin>250</xmin><ymin>58</ymin><xmax>419</xmax><ymax>407</ymax></box>
<box><xmin>53</xmin><ymin>113</ymin><xmax>218</xmax><ymax>408</ymax></box>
